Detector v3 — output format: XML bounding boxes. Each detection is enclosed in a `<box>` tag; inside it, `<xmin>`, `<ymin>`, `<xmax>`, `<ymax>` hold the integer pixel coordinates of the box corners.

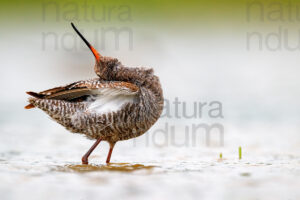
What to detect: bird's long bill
<box><xmin>71</xmin><ymin>23</ymin><xmax>101</xmax><ymax>62</ymax></box>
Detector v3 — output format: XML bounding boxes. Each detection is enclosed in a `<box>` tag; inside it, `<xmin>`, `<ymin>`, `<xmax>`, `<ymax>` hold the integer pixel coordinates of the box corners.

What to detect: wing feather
<box><xmin>25</xmin><ymin>79</ymin><xmax>139</xmax><ymax>110</ymax></box>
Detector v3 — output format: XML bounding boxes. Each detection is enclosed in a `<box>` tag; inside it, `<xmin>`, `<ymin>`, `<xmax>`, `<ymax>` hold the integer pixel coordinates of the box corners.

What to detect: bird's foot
<box><xmin>81</xmin><ymin>157</ymin><xmax>88</xmax><ymax>165</ymax></box>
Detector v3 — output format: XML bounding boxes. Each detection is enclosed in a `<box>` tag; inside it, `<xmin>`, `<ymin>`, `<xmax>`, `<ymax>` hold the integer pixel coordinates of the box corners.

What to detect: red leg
<box><xmin>82</xmin><ymin>138</ymin><xmax>102</xmax><ymax>165</ymax></box>
<box><xmin>106</xmin><ymin>142</ymin><xmax>116</xmax><ymax>164</ymax></box>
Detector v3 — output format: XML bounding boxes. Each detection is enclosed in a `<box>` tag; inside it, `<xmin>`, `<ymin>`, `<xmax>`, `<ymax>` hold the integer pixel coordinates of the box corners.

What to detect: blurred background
<box><xmin>1</xmin><ymin>0</ymin><xmax>300</xmax><ymax>200</ymax></box>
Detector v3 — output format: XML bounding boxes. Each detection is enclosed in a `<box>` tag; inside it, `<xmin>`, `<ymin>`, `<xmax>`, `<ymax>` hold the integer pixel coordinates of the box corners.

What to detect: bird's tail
<box><xmin>25</xmin><ymin>91</ymin><xmax>43</xmax><ymax>109</ymax></box>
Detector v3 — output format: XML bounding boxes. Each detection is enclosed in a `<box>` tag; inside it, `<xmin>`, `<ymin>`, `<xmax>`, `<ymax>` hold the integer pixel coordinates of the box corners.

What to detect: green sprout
<box><xmin>239</xmin><ymin>146</ymin><xmax>242</xmax><ymax>159</ymax></box>
<box><xmin>219</xmin><ymin>153</ymin><xmax>223</xmax><ymax>159</ymax></box>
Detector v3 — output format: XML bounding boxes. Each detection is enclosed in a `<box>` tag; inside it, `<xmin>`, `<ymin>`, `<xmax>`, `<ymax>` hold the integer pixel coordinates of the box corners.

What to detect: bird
<box><xmin>25</xmin><ymin>23</ymin><xmax>164</xmax><ymax>165</ymax></box>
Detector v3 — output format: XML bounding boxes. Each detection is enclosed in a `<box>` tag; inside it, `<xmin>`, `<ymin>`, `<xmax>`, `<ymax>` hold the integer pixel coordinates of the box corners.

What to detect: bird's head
<box><xmin>71</xmin><ymin>23</ymin><xmax>120</xmax><ymax>80</ymax></box>
<box><xmin>71</xmin><ymin>23</ymin><xmax>157</xmax><ymax>85</ymax></box>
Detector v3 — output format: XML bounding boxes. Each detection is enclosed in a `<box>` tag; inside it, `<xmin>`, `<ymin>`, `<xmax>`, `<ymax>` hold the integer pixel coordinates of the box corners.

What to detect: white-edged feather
<box><xmin>87</xmin><ymin>87</ymin><xmax>138</xmax><ymax>114</ymax></box>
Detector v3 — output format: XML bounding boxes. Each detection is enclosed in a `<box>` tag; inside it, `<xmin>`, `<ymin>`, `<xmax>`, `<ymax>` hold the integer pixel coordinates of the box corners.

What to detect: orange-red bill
<box><xmin>90</xmin><ymin>46</ymin><xmax>101</xmax><ymax>62</ymax></box>
<box><xmin>71</xmin><ymin>22</ymin><xmax>101</xmax><ymax>62</ymax></box>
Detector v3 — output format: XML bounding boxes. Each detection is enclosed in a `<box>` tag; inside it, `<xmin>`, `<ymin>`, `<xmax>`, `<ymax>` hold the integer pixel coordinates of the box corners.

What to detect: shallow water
<box><xmin>1</xmin><ymin>120</ymin><xmax>300</xmax><ymax>200</ymax></box>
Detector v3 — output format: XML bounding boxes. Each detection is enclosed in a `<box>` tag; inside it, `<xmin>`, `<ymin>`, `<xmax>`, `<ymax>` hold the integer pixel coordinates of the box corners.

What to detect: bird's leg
<box><xmin>106</xmin><ymin>142</ymin><xmax>116</xmax><ymax>164</ymax></box>
<box><xmin>81</xmin><ymin>138</ymin><xmax>102</xmax><ymax>165</ymax></box>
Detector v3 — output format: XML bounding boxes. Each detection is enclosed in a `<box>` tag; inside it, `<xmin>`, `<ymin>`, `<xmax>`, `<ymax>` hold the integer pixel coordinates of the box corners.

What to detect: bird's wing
<box><xmin>25</xmin><ymin>79</ymin><xmax>139</xmax><ymax>110</ymax></box>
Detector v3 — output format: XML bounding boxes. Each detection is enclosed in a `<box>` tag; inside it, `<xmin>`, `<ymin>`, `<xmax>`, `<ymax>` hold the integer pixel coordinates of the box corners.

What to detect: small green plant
<box><xmin>239</xmin><ymin>146</ymin><xmax>242</xmax><ymax>159</ymax></box>
<box><xmin>219</xmin><ymin>153</ymin><xmax>223</xmax><ymax>159</ymax></box>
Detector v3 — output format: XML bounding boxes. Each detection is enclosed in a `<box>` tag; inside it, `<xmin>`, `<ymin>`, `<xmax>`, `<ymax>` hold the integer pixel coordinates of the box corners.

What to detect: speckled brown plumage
<box><xmin>26</xmin><ymin>23</ymin><xmax>163</xmax><ymax>164</ymax></box>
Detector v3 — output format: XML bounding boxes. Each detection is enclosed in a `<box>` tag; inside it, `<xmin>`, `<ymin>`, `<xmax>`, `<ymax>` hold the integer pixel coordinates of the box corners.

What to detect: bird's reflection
<box><xmin>57</xmin><ymin>163</ymin><xmax>156</xmax><ymax>173</ymax></box>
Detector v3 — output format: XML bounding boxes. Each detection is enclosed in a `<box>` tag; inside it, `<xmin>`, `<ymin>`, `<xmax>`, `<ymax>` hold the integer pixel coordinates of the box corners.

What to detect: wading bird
<box><xmin>25</xmin><ymin>23</ymin><xmax>164</xmax><ymax>164</ymax></box>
